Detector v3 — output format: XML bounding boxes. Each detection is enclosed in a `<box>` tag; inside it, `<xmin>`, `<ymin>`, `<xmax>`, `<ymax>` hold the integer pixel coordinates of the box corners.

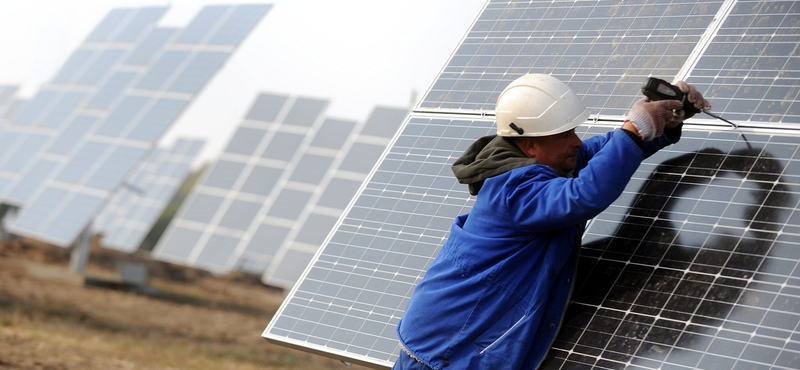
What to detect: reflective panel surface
<box><xmin>266</xmin><ymin>116</ymin><xmax>800</xmax><ymax>369</ymax></box>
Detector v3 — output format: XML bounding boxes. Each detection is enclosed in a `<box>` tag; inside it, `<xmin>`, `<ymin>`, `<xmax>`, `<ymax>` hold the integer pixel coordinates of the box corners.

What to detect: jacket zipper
<box><xmin>479</xmin><ymin>314</ymin><xmax>527</xmax><ymax>355</ymax></box>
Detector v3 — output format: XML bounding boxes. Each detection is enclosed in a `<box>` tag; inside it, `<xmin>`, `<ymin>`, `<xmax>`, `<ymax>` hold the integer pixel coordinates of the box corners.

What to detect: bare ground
<box><xmin>0</xmin><ymin>237</ymin><xmax>369</xmax><ymax>370</ymax></box>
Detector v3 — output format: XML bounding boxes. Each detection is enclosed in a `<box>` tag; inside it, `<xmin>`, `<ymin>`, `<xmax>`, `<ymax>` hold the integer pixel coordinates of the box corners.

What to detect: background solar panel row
<box><xmin>151</xmin><ymin>92</ymin><xmax>408</xmax><ymax>289</ymax></box>
<box><xmin>0</xmin><ymin>4</ymin><xmax>271</xmax><ymax>247</ymax></box>
<box><xmin>152</xmin><ymin>93</ymin><xmax>332</xmax><ymax>273</ymax></box>
<box><xmin>265</xmin><ymin>0</ymin><xmax>800</xmax><ymax>368</ymax></box>
<box><xmin>93</xmin><ymin>138</ymin><xmax>204</xmax><ymax>253</ymax></box>
<box><xmin>262</xmin><ymin>106</ymin><xmax>408</xmax><ymax>289</ymax></box>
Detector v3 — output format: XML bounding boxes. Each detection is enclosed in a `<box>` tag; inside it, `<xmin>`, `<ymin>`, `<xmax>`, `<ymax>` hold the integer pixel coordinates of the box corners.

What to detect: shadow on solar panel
<box><xmin>545</xmin><ymin>143</ymin><xmax>800</xmax><ymax>370</ymax></box>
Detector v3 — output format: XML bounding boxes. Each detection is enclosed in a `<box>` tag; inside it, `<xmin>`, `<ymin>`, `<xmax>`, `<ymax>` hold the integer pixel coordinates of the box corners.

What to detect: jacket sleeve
<box><xmin>578</xmin><ymin>123</ymin><xmax>682</xmax><ymax>164</ymax></box>
<box><xmin>504</xmin><ymin>129</ymin><xmax>646</xmax><ymax>232</ymax></box>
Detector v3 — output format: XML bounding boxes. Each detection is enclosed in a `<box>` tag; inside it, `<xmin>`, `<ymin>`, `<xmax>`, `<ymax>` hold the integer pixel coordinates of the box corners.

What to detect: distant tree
<box><xmin>138</xmin><ymin>162</ymin><xmax>208</xmax><ymax>252</ymax></box>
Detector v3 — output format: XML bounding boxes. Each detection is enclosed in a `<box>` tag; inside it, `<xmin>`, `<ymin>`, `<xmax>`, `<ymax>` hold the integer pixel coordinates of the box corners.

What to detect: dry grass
<box><xmin>0</xmin><ymin>238</ymin><xmax>369</xmax><ymax>370</ymax></box>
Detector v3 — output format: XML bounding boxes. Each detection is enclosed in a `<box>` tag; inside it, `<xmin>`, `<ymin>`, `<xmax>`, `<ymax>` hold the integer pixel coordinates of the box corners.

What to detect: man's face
<box><xmin>519</xmin><ymin>129</ymin><xmax>583</xmax><ymax>177</ymax></box>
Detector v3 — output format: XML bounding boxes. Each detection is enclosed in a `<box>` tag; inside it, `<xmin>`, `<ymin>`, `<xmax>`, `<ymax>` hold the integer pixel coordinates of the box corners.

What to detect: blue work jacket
<box><xmin>397</xmin><ymin>127</ymin><xmax>679</xmax><ymax>370</ymax></box>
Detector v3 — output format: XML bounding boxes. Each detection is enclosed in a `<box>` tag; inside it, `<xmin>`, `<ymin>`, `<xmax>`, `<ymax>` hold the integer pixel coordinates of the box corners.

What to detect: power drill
<box><xmin>641</xmin><ymin>77</ymin><xmax>737</xmax><ymax>128</ymax></box>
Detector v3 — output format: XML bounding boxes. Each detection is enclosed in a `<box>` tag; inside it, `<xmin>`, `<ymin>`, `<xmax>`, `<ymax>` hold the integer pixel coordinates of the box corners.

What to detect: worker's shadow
<box><xmin>543</xmin><ymin>146</ymin><xmax>795</xmax><ymax>369</ymax></box>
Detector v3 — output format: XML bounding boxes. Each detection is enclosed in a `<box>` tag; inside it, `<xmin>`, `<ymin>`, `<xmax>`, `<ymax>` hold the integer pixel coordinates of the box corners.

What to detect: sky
<box><xmin>0</xmin><ymin>0</ymin><xmax>487</xmax><ymax>165</ymax></box>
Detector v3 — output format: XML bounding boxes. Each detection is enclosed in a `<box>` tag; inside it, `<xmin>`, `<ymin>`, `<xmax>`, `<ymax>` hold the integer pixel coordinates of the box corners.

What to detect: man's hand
<box><xmin>625</xmin><ymin>98</ymin><xmax>683</xmax><ymax>141</ymax></box>
<box><xmin>670</xmin><ymin>80</ymin><xmax>711</xmax><ymax>128</ymax></box>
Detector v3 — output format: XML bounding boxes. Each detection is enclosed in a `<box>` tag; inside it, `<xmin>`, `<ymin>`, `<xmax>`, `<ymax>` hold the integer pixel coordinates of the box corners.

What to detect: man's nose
<box><xmin>571</xmin><ymin>133</ymin><xmax>583</xmax><ymax>147</ymax></box>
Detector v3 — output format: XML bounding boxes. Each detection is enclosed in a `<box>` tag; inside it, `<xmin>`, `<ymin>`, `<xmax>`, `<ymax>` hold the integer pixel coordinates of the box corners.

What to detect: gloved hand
<box><xmin>672</xmin><ymin>80</ymin><xmax>711</xmax><ymax>122</ymax></box>
<box><xmin>625</xmin><ymin>98</ymin><xmax>683</xmax><ymax>141</ymax></box>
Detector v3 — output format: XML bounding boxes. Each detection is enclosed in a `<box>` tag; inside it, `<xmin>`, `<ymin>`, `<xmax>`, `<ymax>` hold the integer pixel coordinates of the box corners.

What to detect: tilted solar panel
<box><xmin>2</xmin><ymin>4</ymin><xmax>271</xmax><ymax>247</ymax></box>
<box><xmin>151</xmin><ymin>93</ymin><xmax>332</xmax><ymax>273</ymax></box>
<box><xmin>266</xmin><ymin>117</ymin><xmax>800</xmax><ymax>369</ymax></box>
<box><xmin>265</xmin><ymin>0</ymin><xmax>800</xmax><ymax>368</ymax></box>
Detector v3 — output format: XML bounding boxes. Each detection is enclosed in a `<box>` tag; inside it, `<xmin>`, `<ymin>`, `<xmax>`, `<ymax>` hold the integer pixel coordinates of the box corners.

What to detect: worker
<box><xmin>392</xmin><ymin>73</ymin><xmax>708</xmax><ymax>370</ymax></box>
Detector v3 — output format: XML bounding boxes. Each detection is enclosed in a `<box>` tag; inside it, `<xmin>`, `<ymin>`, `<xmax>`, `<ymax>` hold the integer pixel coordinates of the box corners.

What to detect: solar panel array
<box><xmin>94</xmin><ymin>138</ymin><xmax>204</xmax><ymax>253</ymax></box>
<box><xmin>151</xmin><ymin>92</ymin><xmax>408</xmax><ymax>289</ymax></box>
<box><xmin>265</xmin><ymin>0</ymin><xmax>800</xmax><ymax>369</ymax></box>
<box><xmin>0</xmin><ymin>4</ymin><xmax>271</xmax><ymax>247</ymax></box>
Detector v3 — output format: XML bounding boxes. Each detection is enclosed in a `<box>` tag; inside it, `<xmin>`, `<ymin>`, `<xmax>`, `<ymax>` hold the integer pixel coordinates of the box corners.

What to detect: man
<box><xmin>393</xmin><ymin>74</ymin><xmax>708</xmax><ymax>370</ymax></box>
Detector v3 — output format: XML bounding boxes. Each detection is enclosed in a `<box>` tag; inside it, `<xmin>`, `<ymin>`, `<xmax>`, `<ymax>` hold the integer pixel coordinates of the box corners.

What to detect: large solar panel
<box><xmin>265</xmin><ymin>0</ymin><xmax>800</xmax><ymax>368</ymax></box>
<box><xmin>1</xmin><ymin>4</ymin><xmax>271</xmax><ymax>247</ymax></box>
<box><xmin>151</xmin><ymin>92</ymin><xmax>408</xmax><ymax>290</ymax></box>
<box><xmin>419</xmin><ymin>0</ymin><xmax>725</xmax><ymax>116</ymax></box>
<box><xmin>93</xmin><ymin>138</ymin><xmax>204</xmax><ymax>253</ymax></box>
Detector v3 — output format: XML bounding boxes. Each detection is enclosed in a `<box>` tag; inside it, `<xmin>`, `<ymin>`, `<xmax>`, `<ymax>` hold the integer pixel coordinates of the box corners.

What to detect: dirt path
<box><xmin>0</xmin><ymin>240</ymin><xmax>365</xmax><ymax>370</ymax></box>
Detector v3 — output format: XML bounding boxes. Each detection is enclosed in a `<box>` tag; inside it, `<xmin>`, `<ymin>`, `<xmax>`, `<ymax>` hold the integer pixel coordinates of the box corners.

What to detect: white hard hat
<box><xmin>495</xmin><ymin>74</ymin><xmax>590</xmax><ymax>137</ymax></box>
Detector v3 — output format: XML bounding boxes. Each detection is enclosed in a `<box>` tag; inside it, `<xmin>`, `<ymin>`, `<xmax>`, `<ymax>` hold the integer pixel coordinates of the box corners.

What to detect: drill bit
<box><xmin>703</xmin><ymin>110</ymin><xmax>737</xmax><ymax>129</ymax></box>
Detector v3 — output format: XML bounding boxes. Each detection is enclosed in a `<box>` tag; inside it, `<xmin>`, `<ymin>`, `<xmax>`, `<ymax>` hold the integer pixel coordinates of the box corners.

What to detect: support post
<box><xmin>69</xmin><ymin>224</ymin><xmax>93</xmax><ymax>274</ymax></box>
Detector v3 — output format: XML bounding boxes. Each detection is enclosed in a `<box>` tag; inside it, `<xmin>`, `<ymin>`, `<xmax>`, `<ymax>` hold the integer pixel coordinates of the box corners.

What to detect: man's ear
<box><xmin>516</xmin><ymin>137</ymin><xmax>536</xmax><ymax>158</ymax></box>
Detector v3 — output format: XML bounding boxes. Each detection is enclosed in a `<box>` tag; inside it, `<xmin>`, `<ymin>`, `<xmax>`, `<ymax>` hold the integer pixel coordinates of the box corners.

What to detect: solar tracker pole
<box><xmin>0</xmin><ymin>205</ymin><xmax>17</xmax><ymax>241</ymax></box>
<box><xmin>69</xmin><ymin>222</ymin><xmax>93</xmax><ymax>274</ymax></box>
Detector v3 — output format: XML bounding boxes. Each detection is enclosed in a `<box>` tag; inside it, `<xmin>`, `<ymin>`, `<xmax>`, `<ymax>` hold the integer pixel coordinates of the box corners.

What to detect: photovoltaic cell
<box><xmin>174</xmin><ymin>5</ymin><xmax>229</xmax><ymax>45</ymax></box>
<box><xmin>1</xmin><ymin>98</ymin><xmax>25</xmax><ymax>124</ymax></box>
<box><xmin>265</xmin><ymin>0</ymin><xmax>800</xmax><ymax>368</ymax></box>
<box><xmin>11</xmin><ymin>89</ymin><xmax>59</xmax><ymax>127</ymax></box>
<box><xmin>85</xmin><ymin>71</ymin><xmax>139</xmax><ymax>110</ymax></box>
<box><xmin>73</xmin><ymin>49</ymin><xmax>126</xmax><ymax>86</ymax></box>
<box><xmin>51</xmin><ymin>50</ymin><xmax>99</xmax><ymax>85</ymax></box>
<box><xmin>207</xmin><ymin>4</ymin><xmax>271</xmax><ymax>46</ymax></box>
<box><xmin>167</xmin><ymin>51</ymin><xmax>229</xmax><ymax>94</ymax></box>
<box><xmin>113</xmin><ymin>7</ymin><xmax>166</xmax><ymax>43</ymax></box>
<box><xmin>245</xmin><ymin>93</ymin><xmax>288</xmax><ymax>122</ymax></box>
<box><xmin>84</xmin><ymin>8</ymin><xmax>138</xmax><ymax>43</ymax></box>
<box><xmin>124</xmin><ymin>28</ymin><xmax>179</xmax><ymax>66</ymax></box>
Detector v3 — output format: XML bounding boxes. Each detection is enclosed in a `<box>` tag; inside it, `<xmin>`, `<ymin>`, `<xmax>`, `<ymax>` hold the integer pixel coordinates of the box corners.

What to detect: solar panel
<box><xmin>151</xmin><ymin>92</ymin><xmax>408</xmax><ymax>289</ymax></box>
<box><xmin>684</xmin><ymin>0</ymin><xmax>800</xmax><ymax>126</ymax></box>
<box><xmin>419</xmin><ymin>0</ymin><xmax>725</xmax><ymax>116</ymax></box>
<box><xmin>545</xmin><ymin>129</ymin><xmax>800</xmax><ymax>370</ymax></box>
<box><xmin>262</xmin><ymin>106</ymin><xmax>409</xmax><ymax>289</ymax></box>
<box><xmin>94</xmin><ymin>138</ymin><xmax>204</xmax><ymax>253</ymax></box>
<box><xmin>1</xmin><ymin>4</ymin><xmax>271</xmax><ymax>247</ymax></box>
<box><xmin>265</xmin><ymin>0</ymin><xmax>800</xmax><ymax>368</ymax></box>
<box><xmin>151</xmin><ymin>93</ymin><xmax>331</xmax><ymax>272</ymax></box>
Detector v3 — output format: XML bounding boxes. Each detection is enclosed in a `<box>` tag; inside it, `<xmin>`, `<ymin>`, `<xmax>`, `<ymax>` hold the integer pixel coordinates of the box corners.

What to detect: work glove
<box><xmin>626</xmin><ymin>98</ymin><xmax>683</xmax><ymax>141</ymax></box>
<box><xmin>672</xmin><ymin>80</ymin><xmax>711</xmax><ymax>122</ymax></box>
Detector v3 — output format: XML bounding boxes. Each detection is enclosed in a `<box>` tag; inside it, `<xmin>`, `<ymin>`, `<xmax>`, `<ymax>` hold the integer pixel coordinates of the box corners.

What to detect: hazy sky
<box><xmin>0</xmin><ymin>0</ymin><xmax>486</xmax><ymax>164</ymax></box>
